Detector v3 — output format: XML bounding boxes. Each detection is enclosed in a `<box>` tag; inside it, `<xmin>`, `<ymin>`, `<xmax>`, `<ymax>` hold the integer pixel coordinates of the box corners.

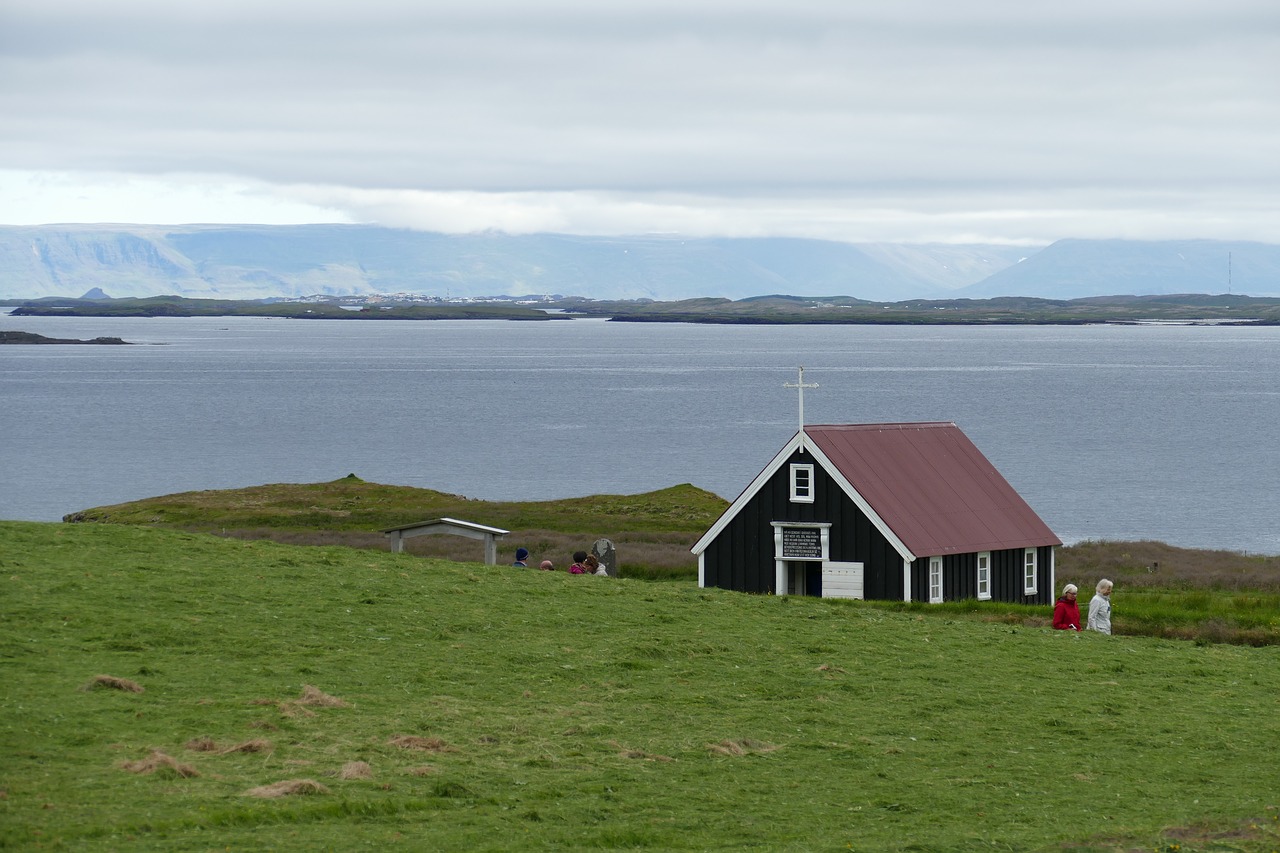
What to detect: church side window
<box><xmin>1023</xmin><ymin>548</ymin><xmax>1038</xmax><ymax>595</ymax></box>
<box><xmin>929</xmin><ymin>557</ymin><xmax>943</xmax><ymax>603</ymax></box>
<box><xmin>977</xmin><ymin>552</ymin><xmax>991</xmax><ymax>600</ymax></box>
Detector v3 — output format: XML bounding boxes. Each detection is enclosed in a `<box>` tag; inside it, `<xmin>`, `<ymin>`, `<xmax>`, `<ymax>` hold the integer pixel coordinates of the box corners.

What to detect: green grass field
<box><xmin>3</xmin><ymin>520</ymin><xmax>1279</xmax><ymax>851</ymax></box>
<box><xmin>63</xmin><ymin>478</ymin><xmax>1280</xmax><ymax>645</ymax></box>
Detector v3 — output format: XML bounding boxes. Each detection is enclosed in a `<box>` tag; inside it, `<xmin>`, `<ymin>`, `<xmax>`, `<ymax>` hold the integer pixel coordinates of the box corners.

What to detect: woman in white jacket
<box><xmin>1087</xmin><ymin>578</ymin><xmax>1114</xmax><ymax>634</ymax></box>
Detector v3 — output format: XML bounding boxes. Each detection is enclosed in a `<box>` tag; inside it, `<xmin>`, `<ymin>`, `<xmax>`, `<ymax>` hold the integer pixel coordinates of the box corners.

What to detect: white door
<box><xmin>822</xmin><ymin>562</ymin><xmax>864</xmax><ymax>599</ymax></box>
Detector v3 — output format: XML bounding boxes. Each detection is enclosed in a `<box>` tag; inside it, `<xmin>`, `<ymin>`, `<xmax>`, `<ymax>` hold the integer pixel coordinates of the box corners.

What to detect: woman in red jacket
<box><xmin>1053</xmin><ymin>583</ymin><xmax>1081</xmax><ymax>631</ymax></box>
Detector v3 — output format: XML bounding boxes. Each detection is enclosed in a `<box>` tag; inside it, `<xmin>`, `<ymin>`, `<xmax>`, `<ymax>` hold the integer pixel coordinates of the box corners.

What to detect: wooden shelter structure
<box><xmin>382</xmin><ymin>517</ymin><xmax>510</xmax><ymax>565</ymax></box>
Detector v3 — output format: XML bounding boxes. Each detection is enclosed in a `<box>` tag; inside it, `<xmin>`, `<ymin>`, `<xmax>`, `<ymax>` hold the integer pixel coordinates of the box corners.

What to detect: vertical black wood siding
<box><xmin>909</xmin><ymin>546</ymin><xmax>1055</xmax><ymax>605</ymax></box>
<box><xmin>703</xmin><ymin>450</ymin><xmax>903</xmax><ymax>599</ymax></box>
<box><xmin>701</xmin><ymin>451</ymin><xmax>1055</xmax><ymax>605</ymax></box>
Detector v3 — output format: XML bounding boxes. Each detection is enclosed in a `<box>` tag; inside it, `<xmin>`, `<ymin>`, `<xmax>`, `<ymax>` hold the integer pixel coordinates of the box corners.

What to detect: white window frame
<box><xmin>928</xmin><ymin>557</ymin><xmax>943</xmax><ymax>604</ymax></box>
<box><xmin>1023</xmin><ymin>547</ymin><xmax>1038</xmax><ymax>595</ymax></box>
<box><xmin>789</xmin><ymin>463</ymin><xmax>815</xmax><ymax>503</ymax></box>
<box><xmin>976</xmin><ymin>551</ymin><xmax>991</xmax><ymax>601</ymax></box>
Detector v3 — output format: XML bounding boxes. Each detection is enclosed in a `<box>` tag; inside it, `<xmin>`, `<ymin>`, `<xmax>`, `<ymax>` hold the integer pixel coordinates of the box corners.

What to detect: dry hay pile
<box><xmin>220</xmin><ymin>739</ymin><xmax>273</xmax><ymax>754</ymax></box>
<box><xmin>388</xmin><ymin>735</ymin><xmax>452</xmax><ymax>752</ymax></box>
<box><xmin>707</xmin><ymin>738</ymin><xmax>779</xmax><ymax>757</ymax></box>
<box><xmin>80</xmin><ymin>674</ymin><xmax>144</xmax><ymax>693</ymax></box>
<box><xmin>120</xmin><ymin>750</ymin><xmax>199</xmax><ymax>778</ymax></box>
<box><xmin>183</xmin><ymin>737</ymin><xmax>219</xmax><ymax>752</ymax></box>
<box><xmin>295</xmin><ymin>685</ymin><xmax>349</xmax><ymax>708</ymax></box>
<box><xmin>251</xmin><ymin>684</ymin><xmax>350</xmax><ymax>717</ymax></box>
<box><xmin>337</xmin><ymin>761</ymin><xmax>372</xmax><ymax>780</ymax></box>
<box><xmin>608</xmin><ymin>740</ymin><xmax>673</xmax><ymax>762</ymax></box>
<box><xmin>244</xmin><ymin>779</ymin><xmax>330</xmax><ymax>798</ymax></box>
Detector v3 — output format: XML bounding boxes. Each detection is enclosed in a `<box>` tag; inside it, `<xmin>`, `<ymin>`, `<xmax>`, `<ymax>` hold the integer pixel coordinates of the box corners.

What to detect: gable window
<box><xmin>928</xmin><ymin>557</ymin><xmax>943</xmax><ymax>604</ymax></box>
<box><xmin>1023</xmin><ymin>548</ymin><xmax>1038</xmax><ymax>595</ymax></box>
<box><xmin>789</xmin><ymin>463</ymin><xmax>814</xmax><ymax>503</ymax></box>
<box><xmin>976</xmin><ymin>552</ymin><xmax>991</xmax><ymax>601</ymax></box>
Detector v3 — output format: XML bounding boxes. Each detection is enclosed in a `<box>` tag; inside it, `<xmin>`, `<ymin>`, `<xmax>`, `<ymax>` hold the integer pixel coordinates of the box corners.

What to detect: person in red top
<box><xmin>1053</xmin><ymin>583</ymin><xmax>1082</xmax><ymax>631</ymax></box>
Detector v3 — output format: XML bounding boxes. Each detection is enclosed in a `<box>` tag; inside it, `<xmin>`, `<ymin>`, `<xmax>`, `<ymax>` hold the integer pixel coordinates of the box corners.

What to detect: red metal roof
<box><xmin>804</xmin><ymin>423</ymin><xmax>1060</xmax><ymax>556</ymax></box>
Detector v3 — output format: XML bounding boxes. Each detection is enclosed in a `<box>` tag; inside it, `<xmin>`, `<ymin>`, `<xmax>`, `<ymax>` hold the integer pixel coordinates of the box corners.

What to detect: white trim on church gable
<box><xmin>691</xmin><ymin>429</ymin><xmax>916</xmax><ymax>565</ymax></box>
<box><xmin>692</xmin><ymin>432</ymin><xmax>807</xmax><ymax>554</ymax></box>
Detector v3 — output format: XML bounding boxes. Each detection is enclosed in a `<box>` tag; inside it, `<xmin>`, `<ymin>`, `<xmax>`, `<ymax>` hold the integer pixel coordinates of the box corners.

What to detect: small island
<box><xmin>0</xmin><ymin>330</ymin><xmax>132</xmax><ymax>345</ymax></box>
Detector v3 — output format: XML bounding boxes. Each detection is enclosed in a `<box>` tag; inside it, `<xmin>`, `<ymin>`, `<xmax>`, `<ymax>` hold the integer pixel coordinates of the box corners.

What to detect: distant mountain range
<box><xmin>1</xmin><ymin>224</ymin><xmax>1276</xmax><ymax>301</ymax></box>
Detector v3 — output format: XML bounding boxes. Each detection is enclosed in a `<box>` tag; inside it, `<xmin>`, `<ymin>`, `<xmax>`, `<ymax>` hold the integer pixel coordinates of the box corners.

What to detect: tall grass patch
<box><xmin>1118</xmin><ymin>590</ymin><xmax>1280</xmax><ymax>645</ymax></box>
<box><xmin>1061</xmin><ymin>539</ymin><xmax>1280</xmax><ymax>591</ymax></box>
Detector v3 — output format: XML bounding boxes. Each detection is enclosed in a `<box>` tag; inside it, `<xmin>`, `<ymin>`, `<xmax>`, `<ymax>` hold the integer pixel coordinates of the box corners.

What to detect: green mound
<box><xmin>64</xmin><ymin>478</ymin><xmax>726</xmax><ymax>534</ymax></box>
<box><xmin>63</xmin><ymin>479</ymin><xmax>730</xmax><ymax>581</ymax></box>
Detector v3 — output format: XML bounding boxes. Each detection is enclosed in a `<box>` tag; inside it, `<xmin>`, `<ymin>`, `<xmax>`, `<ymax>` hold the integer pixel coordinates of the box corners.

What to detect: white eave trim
<box><xmin>692</xmin><ymin>431</ymin><xmax>806</xmax><ymax>555</ymax></box>
<box><xmin>691</xmin><ymin>429</ymin><xmax>916</xmax><ymax>565</ymax></box>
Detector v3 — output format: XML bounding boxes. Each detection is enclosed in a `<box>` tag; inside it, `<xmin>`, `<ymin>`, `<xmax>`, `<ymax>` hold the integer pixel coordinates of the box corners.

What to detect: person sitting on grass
<box><xmin>1052</xmin><ymin>583</ymin><xmax>1081</xmax><ymax>631</ymax></box>
<box><xmin>512</xmin><ymin>547</ymin><xmax>530</xmax><ymax>568</ymax></box>
<box><xmin>568</xmin><ymin>551</ymin><xmax>589</xmax><ymax>574</ymax></box>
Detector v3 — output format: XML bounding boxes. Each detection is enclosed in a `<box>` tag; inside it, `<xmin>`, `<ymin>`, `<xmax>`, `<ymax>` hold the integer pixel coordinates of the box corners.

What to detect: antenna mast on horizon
<box><xmin>783</xmin><ymin>367</ymin><xmax>818</xmax><ymax>452</ymax></box>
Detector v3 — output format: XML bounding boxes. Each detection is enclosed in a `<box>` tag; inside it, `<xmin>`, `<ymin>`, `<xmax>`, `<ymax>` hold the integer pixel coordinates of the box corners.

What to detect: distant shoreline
<box><xmin>8</xmin><ymin>293</ymin><xmax>1280</xmax><ymax>325</ymax></box>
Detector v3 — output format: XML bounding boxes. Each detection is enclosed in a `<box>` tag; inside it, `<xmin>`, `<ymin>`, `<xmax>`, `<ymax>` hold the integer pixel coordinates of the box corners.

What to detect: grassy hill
<box><xmin>2</xmin><ymin>520</ymin><xmax>1279</xmax><ymax>851</ymax></box>
<box><xmin>63</xmin><ymin>476</ymin><xmax>729</xmax><ymax>581</ymax></box>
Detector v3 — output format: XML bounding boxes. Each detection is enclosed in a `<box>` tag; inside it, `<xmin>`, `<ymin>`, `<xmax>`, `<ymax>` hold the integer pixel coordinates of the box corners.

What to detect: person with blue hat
<box><xmin>512</xmin><ymin>548</ymin><xmax>530</xmax><ymax>567</ymax></box>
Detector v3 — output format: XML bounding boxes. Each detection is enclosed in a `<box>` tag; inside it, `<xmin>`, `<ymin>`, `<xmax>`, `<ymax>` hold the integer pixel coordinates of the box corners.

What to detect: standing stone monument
<box><xmin>591</xmin><ymin>538</ymin><xmax>617</xmax><ymax>578</ymax></box>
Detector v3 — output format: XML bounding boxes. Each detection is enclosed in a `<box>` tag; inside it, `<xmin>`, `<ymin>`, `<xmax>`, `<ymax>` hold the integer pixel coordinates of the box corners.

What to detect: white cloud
<box><xmin>4</xmin><ymin>172</ymin><xmax>1279</xmax><ymax>245</ymax></box>
<box><xmin>1</xmin><ymin>0</ymin><xmax>1278</xmax><ymax>242</ymax></box>
<box><xmin>0</xmin><ymin>170</ymin><xmax>351</xmax><ymax>226</ymax></box>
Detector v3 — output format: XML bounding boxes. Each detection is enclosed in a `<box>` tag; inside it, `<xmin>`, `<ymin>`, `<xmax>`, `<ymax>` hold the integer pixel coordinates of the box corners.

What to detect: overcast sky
<box><xmin>2</xmin><ymin>0</ymin><xmax>1278</xmax><ymax>244</ymax></box>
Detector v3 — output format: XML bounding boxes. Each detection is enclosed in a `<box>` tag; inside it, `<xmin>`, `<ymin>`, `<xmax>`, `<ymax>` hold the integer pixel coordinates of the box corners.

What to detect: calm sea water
<box><xmin>2</xmin><ymin>313</ymin><xmax>1278</xmax><ymax>555</ymax></box>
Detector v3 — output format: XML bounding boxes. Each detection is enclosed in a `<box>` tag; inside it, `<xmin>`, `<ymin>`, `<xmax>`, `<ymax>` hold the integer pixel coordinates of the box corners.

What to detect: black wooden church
<box><xmin>691</xmin><ymin>388</ymin><xmax>1061</xmax><ymax>604</ymax></box>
